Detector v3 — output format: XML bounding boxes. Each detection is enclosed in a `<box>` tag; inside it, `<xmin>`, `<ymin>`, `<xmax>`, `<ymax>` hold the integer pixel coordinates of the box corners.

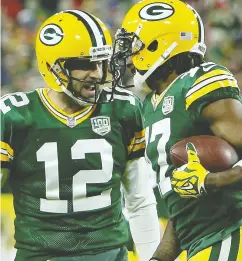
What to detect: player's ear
<box><xmin>186</xmin><ymin>142</ymin><xmax>200</xmax><ymax>163</ymax></box>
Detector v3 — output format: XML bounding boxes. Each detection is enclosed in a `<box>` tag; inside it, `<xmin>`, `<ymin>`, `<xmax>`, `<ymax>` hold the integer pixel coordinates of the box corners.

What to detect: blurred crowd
<box><xmin>1</xmin><ymin>0</ymin><xmax>242</xmax><ymax>95</ymax></box>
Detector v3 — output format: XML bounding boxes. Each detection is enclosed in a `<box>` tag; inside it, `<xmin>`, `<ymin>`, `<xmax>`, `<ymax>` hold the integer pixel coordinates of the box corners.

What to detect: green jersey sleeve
<box><xmin>1</xmin><ymin>92</ymin><xmax>31</xmax><ymax>171</ymax></box>
<box><xmin>126</xmin><ymin>96</ymin><xmax>145</xmax><ymax>160</ymax></box>
<box><xmin>110</xmin><ymin>87</ymin><xmax>146</xmax><ymax>160</ymax></box>
<box><xmin>1</xmin><ymin>96</ymin><xmax>15</xmax><ymax>170</ymax></box>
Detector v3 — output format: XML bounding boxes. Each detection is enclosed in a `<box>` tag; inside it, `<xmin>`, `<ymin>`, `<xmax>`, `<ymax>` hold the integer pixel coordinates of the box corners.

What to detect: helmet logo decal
<box><xmin>39</xmin><ymin>24</ymin><xmax>64</xmax><ymax>46</ymax></box>
<box><xmin>139</xmin><ymin>3</ymin><xmax>174</xmax><ymax>21</ymax></box>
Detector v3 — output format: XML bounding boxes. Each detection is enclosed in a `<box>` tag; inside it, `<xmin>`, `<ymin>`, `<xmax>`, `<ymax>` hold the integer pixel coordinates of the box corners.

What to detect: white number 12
<box><xmin>36</xmin><ymin>139</ymin><xmax>113</xmax><ymax>213</ymax></box>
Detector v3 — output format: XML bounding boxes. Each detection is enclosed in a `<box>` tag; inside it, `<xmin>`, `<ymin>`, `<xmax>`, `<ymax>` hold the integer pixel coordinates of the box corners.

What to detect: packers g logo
<box><xmin>139</xmin><ymin>3</ymin><xmax>174</xmax><ymax>21</ymax></box>
<box><xmin>39</xmin><ymin>24</ymin><xmax>64</xmax><ymax>46</ymax></box>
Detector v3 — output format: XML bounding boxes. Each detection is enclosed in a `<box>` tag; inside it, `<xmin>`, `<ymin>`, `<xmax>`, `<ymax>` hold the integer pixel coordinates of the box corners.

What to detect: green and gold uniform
<box><xmin>0</xmin><ymin>87</ymin><xmax>145</xmax><ymax>261</ymax></box>
<box><xmin>144</xmin><ymin>62</ymin><xmax>242</xmax><ymax>260</ymax></box>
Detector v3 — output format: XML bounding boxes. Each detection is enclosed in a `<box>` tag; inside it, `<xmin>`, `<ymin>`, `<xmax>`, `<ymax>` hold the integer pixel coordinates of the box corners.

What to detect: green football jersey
<box><xmin>143</xmin><ymin>62</ymin><xmax>242</xmax><ymax>258</ymax></box>
<box><xmin>0</xmin><ymin>87</ymin><xmax>145</xmax><ymax>260</ymax></box>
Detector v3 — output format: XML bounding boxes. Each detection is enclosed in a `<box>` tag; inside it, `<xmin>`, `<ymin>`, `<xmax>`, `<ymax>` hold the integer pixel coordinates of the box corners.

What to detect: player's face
<box><xmin>70</xmin><ymin>61</ymin><xmax>103</xmax><ymax>101</ymax></box>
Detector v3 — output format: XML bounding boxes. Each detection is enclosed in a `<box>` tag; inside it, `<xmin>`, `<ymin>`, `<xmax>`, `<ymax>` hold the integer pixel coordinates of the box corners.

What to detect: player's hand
<box><xmin>171</xmin><ymin>142</ymin><xmax>209</xmax><ymax>199</ymax></box>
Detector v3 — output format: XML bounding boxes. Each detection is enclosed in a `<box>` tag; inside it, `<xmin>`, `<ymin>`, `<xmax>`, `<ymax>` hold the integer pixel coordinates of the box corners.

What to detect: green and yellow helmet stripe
<box><xmin>64</xmin><ymin>10</ymin><xmax>106</xmax><ymax>47</ymax></box>
<box><xmin>186</xmin><ymin>3</ymin><xmax>205</xmax><ymax>44</ymax></box>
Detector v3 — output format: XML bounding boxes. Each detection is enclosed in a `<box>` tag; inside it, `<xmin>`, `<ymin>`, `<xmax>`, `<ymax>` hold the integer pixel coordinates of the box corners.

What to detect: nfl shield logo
<box><xmin>67</xmin><ymin>117</ymin><xmax>77</xmax><ymax>128</ymax></box>
<box><xmin>91</xmin><ymin>116</ymin><xmax>111</xmax><ymax>136</ymax></box>
<box><xmin>162</xmin><ymin>96</ymin><xmax>174</xmax><ymax>115</ymax></box>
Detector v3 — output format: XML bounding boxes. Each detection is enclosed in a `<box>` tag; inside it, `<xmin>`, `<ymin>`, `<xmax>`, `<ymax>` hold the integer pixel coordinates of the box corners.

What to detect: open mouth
<box><xmin>80</xmin><ymin>84</ymin><xmax>98</xmax><ymax>99</ymax></box>
<box><xmin>83</xmin><ymin>85</ymin><xmax>95</xmax><ymax>91</ymax></box>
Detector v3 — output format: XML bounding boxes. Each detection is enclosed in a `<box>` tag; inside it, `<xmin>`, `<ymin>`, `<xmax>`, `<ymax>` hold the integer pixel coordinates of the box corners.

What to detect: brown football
<box><xmin>170</xmin><ymin>135</ymin><xmax>239</xmax><ymax>172</ymax></box>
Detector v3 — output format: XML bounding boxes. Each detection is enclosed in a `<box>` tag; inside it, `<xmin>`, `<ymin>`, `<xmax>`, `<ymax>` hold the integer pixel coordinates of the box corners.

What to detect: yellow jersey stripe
<box><xmin>0</xmin><ymin>141</ymin><xmax>14</xmax><ymax>157</ymax></box>
<box><xmin>128</xmin><ymin>129</ymin><xmax>145</xmax><ymax>152</ymax></box>
<box><xmin>0</xmin><ymin>154</ymin><xmax>10</xmax><ymax>162</ymax></box>
<box><xmin>37</xmin><ymin>88</ymin><xmax>97</xmax><ymax>126</ymax></box>
<box><xmin>135</xmin><ymin>129</ymin><xmax>145</xmax><ymax>139</ymax></box>
<box><xmin>128</xmin><ymin>135</ymin><xmax>145</xmax><ymax>150</ymax></box>
<box><xmin>151</xmin><ymin>93</ymin><xmax>164</xmax><ymax>108</ymax></box>
<box><xmin>38</xmin><ymin>90</ymin><xmax>67</xmax><ymax>125</ymax></box>
<box><xmin>42</xmin><ymin>88</ymin><xmax>91</xmax><ymax>117</ymax></box>
<box><xmin>130</xmin><ymin>142</ymin><xmax>146</xmax><ymax>152</ymax></box>
<box><xmin>128</xmin><ymin>140</ymin><xmax>146</xmax><ymax>153</ymax></box>
<box><xmin>76</xmin><ymin>105</ymin><xmax>97</xmax><ymax>124</ymax></box>
<box><xmin>186</xmin><ymin>80</ymin><xmax>238</xmax><ymax>109</ymax></box>
<box><xmin>186</xmin><ymin>74</ymin><xmax>237</xmax><ymax>98</ymax></box>
<box><xmin>128</xmin><ymin>138</ymin><xmax>136</xmax><ymax>153</ymax></box>
<box><xmin>193</xmin><ymin>69</ymin><xmax>232</xmax><ymax>86</ymax></box>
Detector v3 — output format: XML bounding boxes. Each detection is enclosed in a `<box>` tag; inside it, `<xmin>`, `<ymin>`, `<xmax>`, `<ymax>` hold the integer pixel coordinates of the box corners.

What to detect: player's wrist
<box><xmin>204</xmin><ymin>172</ymin><xmax>219</xmax><ymax>192</ymax></box>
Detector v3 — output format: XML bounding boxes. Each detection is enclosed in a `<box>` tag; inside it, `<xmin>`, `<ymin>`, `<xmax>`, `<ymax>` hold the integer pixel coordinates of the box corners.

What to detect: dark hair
<box><xmin>141</xmin><ymin>52</ymin><xmax>203</xmax><ymax>89</ymax></box>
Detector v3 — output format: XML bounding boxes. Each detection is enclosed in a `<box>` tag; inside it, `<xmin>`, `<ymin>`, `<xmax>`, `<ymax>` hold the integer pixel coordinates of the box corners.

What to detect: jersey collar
<box><xmin>37</xmin><ymin>88</ymin><xmax>97</xmax><ymax>128</ymax></box>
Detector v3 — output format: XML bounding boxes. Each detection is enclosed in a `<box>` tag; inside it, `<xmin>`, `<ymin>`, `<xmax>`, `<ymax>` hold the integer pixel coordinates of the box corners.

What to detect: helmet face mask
<box><xmin>110</xmin><ymin>0</ymin><xmax>207</xmax><ymax>89</ymax></box>
<box><xmin>114</xmin><ymin>28</ymin><xmax>145</xmax><ymax>59</ymax></box>
<box><xmin>50</xmin><ymin>57</ymin><xmax>110</xmax><ymax>105</ymax></box>
<box><xmin>36</xmin><ymin>10</ymin><xmax>114</xmax><ymax>107</ymax></box>
<box><xmin>110</xmin><ymin>28</ymin><xmax>144</xmax><ymax>87</ymax></box>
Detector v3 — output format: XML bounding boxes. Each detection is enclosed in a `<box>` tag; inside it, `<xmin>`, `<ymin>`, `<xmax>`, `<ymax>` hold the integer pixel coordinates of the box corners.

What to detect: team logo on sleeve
<box><xmin>91</xmin><ymin>116</ymin><xmax>111</xmax><ymax>136</ymax></box>
<box><xmin>162</xmin><ymin>96</ymin><xmax>174</xmax><ymax>115</ymax></box>
<box><xmin>139</xmin><ymin>3</ymin><xmax>174</xmax><ymax>21</ymax></box>
<box><xmin>39</xmin><ymin>24</ymin><xmax>64</xmax><ymax>46</ymax></box>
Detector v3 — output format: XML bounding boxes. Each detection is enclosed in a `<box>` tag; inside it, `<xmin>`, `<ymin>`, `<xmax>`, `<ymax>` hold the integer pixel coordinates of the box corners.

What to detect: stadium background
<box><xmin>1</xmin><ymin>0</ymin><xmax>242</xmax><ymax>260</ymax></box>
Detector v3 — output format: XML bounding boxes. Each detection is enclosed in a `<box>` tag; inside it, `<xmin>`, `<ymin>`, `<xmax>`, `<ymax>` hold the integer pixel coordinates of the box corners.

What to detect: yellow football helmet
<box><xmin>36</xmin><ymin>10</ymin><xmax>113</xmax><ymax>106</ymax></box>
<box><xmin>111</xmin><ymin>0</ymin><xmax>207</xmax><ymax>88</ymax></box>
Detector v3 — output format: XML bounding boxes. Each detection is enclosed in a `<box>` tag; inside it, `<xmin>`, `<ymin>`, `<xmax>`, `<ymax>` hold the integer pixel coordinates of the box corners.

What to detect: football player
<box><xmin>0</xmin><ymin>10</ymin><xmax>160</xmax><ymax>261</ymax></box>
<box><xmin>111</xmin><ymin>0</ymin><xmax>242</xmax><ymax>261</ymax></box>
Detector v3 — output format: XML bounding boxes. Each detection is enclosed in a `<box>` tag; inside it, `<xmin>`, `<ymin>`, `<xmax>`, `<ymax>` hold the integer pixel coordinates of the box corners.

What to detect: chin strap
<box><xmin>133</xmin><ymin>42</ymin><xmax>178</xmax><ymax>88</ymax></box>
<box><xmin>61</xmin><ymin>85</ymin><xmax>92</xmax><ymax>107</ymax></box>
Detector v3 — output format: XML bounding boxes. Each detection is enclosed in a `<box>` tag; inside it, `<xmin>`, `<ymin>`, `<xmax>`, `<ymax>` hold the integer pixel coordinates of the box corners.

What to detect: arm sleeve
<box><xmin>122</xmin><ymin>95</ymin><xmax>146</xmax><ymax>161</ymax></box>
<box><xmin>0</xmin><ymin>111</ymin><xmax>13</xmax><ymax>185</ymax></box>
<box><xmin>121</xmin><ymin>157</ymin><xmax>160</xmax><ymax>261</ymax></box>
<box><xmin>185</xmin><ymin>67</ymin><xmax>242</xmax><ymax>120</ymax></box>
